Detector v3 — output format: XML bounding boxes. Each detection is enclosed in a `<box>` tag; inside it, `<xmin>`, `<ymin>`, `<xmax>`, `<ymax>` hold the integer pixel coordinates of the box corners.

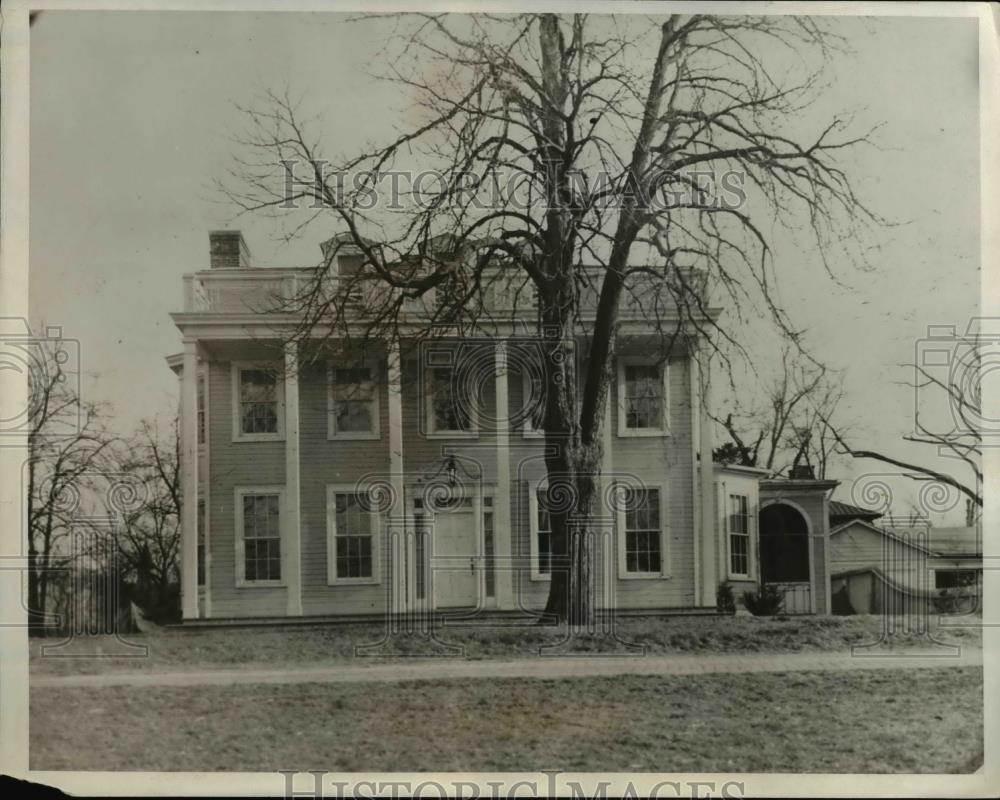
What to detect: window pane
<box><xmin>243</xmin><ymin>493</ymin><xmax>281</xmax><ymax>581</ymax></box>
<box><xmin>537</xmin><ymin>488</ymin><xmax>552</xmax><ymax>575</ymax></box>
<box><xmin>730</xmin><ymin>533</ymin><xmax>749</xmax><ymax>575</ymax></box>
<box><xmin>484</xmin><ymin>511</ymin><xmax>496</xmax><ymax>598</ymax></box>
<box><xmin>538</xmin><ymin>531</ymin><xmax>551</xmax><ymax>575</ymax></box>
<box><xmin>333</xmin><ymin>367</ymin><xmax>375</xmax><ymax>433</ymax></box>
<box><xmin>935</xmin><ymin>570</ymin><xmax>978</xmax><ymax>590</ymax></box>
<box><xmin>240</xmin><ymin>369</ymin><xmax>279</xmax><ymax>434</ymax></box>
<box><xmin>523</xmin><ymin>371</ymin><xmax>545</xmax><ymax>430</ymax></box>
<box><xmin>415</xmin><ymin>516</ymin><xmax>427</xmax><ymax>600</ymax></box>
<box><xmin>243</xmin><ymin>495</ymin><xmax>256</xmax><ymax>537</ymax></box>
<box><xmin>624</xmin><ymin>489</ymin><xmax>661</xmax><ymax>573</ymax></box>
<box><xmin>334</xmin><ymin>492</ymin><xmax>374</xmax><ymax>579</ymax></box>
<box><xmin>728</xmin><ymin>494</ymin><xmax>748</xmax><ymax>534</ymax></box>
<box><xmin>623</xmin><ymin>364</ymin><xmax>663</xmax><ymax>429</ymax></box>
<box><xmin>241</xmin><ymin>369</ymin><xmax>277</xmax><ymax>402</ymax></box>
<box><xmin>432</xmin><ymin>367</ymin><xmax>471</xmax><ymax>431</ymax></box>
<box><xmin>335</xmin><ymin>402</ymin><xmax>372</xmax><ymax>432</ymax></box>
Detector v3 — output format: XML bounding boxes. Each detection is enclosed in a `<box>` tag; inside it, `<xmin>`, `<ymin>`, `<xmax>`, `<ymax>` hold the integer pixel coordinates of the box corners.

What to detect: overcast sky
<box><xmin>29</xmin><ymin>10</ymin><xmax>981</xmax><ymax>523</ymax></box>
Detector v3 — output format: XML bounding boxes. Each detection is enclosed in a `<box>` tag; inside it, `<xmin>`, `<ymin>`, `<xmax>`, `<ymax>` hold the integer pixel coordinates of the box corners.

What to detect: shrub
<box><xmin>742</xmin><ymin>585</ymin><xmax>785</xmax><ymax>616</ymax></box>
<box><xmin>716</xmin><ymin>581</ymin><xmax>736</xmax><ymax>614</ymax></box>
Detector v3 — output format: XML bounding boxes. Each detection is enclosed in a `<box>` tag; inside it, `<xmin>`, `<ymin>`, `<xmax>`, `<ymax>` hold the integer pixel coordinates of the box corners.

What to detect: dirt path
<box><xmin>31</xmin><ymin>646</ymin><xmax>983</xmax><ymax>689</ymax></box>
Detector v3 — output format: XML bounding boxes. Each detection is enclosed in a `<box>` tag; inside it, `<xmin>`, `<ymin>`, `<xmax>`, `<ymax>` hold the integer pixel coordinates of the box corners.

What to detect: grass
<box><xmin>30</xmin><ymin>666</ymin><xmax>983</xmax><ymax>772</ymax></box>
<box><xmin>29</xmin><ymin>613</ymin><xmax>982</xmax><ymax>676</ymax></box>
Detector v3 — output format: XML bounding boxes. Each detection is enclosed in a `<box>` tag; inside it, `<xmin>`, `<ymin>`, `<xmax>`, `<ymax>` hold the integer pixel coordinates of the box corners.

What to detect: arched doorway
<box><xmin>758</xmin><ymin>502</ymin><xmax>813</xmax><ymax>613</ymax></box>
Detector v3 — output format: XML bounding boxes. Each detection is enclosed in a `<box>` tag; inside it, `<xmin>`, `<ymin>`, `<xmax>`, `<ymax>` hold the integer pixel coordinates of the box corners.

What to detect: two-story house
<box><xmin>168</xmin><ymin>231</ymin><xmax>833</xmax><ymax>622</ymax></box>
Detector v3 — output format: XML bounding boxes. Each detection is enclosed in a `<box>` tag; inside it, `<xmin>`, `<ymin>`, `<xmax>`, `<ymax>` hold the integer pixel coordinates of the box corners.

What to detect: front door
<box><xmin>431</xmin><ymin>499</ymin><xmax>478</xmax><ymax>608</ymax></box>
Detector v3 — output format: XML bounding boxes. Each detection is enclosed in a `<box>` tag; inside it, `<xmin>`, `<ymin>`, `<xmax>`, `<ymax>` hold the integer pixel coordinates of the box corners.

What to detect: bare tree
<box><xmin>831</xmin><ymin>360</ymin><xmax>982</xmax><ymax>509</ymax></box>
<box><xmin>787</xmin><ymin>382</ymin><xmax>844</xmax><ymax>480</ymax></box>
<box><xmin>711</xmin><ymin>349</ymin><xmax>845</xmax><ymax>478</ymax></box>
<box><xmin>26</xmin><ymin>342</ymin><xmax>114</xmax><ymax>630</ymax></box>
<box><xmin>222</xmin><ymin>13</ymin><xmax>878</xmax><ymax>622</ymax></box>
<box><xmin>102</xmin><ymin>418</ymin><xmax>182</xmax><ymax>620</ymax></box>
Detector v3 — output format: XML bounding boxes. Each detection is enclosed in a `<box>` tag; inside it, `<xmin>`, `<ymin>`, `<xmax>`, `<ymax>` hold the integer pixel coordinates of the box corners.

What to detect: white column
<box><xmin>697</xmin><ymin>350</ymin><xmax>719</xmax><ymax>607</ymax></box>
<box><xmin>180</xmin><ymin>339</ymin><xmax>199</xmax><ymax>620</ymax></box>
<box><xmin>387</xmin><ymin>340</ymin><xmax>406</xmax><ymax>610</ymax></box>
<box><xmin>202</xmin><ymin>367</ymin><xmax>212</xmax><ymax>619</ymax></box>
<box><xmin>284</xmin><ymin>341</ymin><xmax>303</xmax><ymax>617</ymax></box>
<box><xmin>689</xmin><ymin>350</ymin><xmax>702</xmax><ymax>606</ymax></box>
<box><xmin>493</xmin><ymin>342</ymin><xmax>514</xmax><ymax>609</ymax></box>
<box><xmin>601</xmin><ymin>386</ymin><xmax>615</xmax><ymax>613</ymax></box>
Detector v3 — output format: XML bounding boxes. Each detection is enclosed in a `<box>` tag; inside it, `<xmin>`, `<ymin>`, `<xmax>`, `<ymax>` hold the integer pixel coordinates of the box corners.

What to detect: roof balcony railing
<box><xmin>181</xmin><ymin>265</ymin><xmax>708</xmax><ymax>319</ymax></box>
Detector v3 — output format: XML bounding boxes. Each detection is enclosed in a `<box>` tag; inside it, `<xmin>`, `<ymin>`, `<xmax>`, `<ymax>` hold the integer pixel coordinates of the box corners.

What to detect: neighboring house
<box><xmin>829</xmin><ymin>505</ymin><xmax>982</xmax><ymax>616</ymax></box>
<box><xmin>169</xmin><ymin>231</ymin><xmax>731</xmax><ymax>621</ymax></box>
<box><xmin>829</xmin><ymin>500</ymin><xmax>882</xmax><ymax>528</ymax></box>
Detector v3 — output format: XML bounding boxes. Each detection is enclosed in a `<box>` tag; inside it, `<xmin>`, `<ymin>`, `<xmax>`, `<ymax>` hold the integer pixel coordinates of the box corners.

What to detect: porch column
<box><xmin>816</xmin><ymin>490</ymin><xmax>834</xmax><ymax>615</ymax></box>
<box><xmin>284</xmin><ymin>341</ymin><xmax>303</xmax><ymax>617</ymax></box>
<box><xmin>600</xmin><ymin>386</ymin><xmax>615</xmax><ymax>613</ymax></box>
<box><xmin>493</xmin><ymin>342</ymin><xmax>514</xmax><ymax>609</ymax></box>
<box><xmin>180</xmin><ymin>339</ymin><xmax>199</xmax><ymax>620</ymax></box>
<box><xmin>387</xmin><ymin>340</ymin><xmax>406</xmax><ymax>610</ymax></box>
<box><xmin>696</xmin><ymin>350</ymin><xmax>719</xmax><ymax>607</ymax></box>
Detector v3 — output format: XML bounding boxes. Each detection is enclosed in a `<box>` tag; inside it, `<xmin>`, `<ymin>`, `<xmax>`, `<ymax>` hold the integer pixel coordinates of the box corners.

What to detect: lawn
<box><xmin>28</xmin><ymin>613</ymin><xmax>983</xmax><ymax>676</ymax></box>
<box><xmin>30</xmin><ymin>666</ymin><xmax>983</xmax><ymax>772</ymax></box>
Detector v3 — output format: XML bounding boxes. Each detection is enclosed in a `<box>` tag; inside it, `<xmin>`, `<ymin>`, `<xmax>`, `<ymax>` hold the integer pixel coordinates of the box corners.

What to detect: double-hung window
<box><xmin>521</xmin><ymin>369</ymin><xmax>546</xmax><ymax>437</ymax></box>
<box><xmin>236</xmin><ymin>490</ymin><xmax>282</xmax><ymax>586</ymax></box>
<box><xmin>233</xmin><ymin>364</ymin><xmax>284</xmax><ymax>440</ymax></box>
<box><xmin>329</xmin><ymin>365</ymin><xmax>379</xmax><ymax>439</ymax></box>
<box><xmin>483</xmin><ymin>496</ymin><xmax>496</xmax><ymax>599</ymax></box>
<box><xmin>618</xmin><ymin>360</ymin><xmax>667</xmax><ymax>435</ymax></box>
<box><xmin>328</xmin><ymin>489</ymin><xmax>379</xmax><ymax>584</ymax></box>
<box><xmin>622</xmin><ymin>487</ymin><xmax>663</xmax><ymax>576</ymax></box>
<box><xmin>427</xmin><ymin>366</ymin><xmax>477</xmax><ymax>435</ymax></box>
<box><xmin>728</xmin><ymin>494</ymin><xmax>751</xmax><ymax>577</ymax></box>
<box><xmin>529</xmin><ymin>484</ymin><xmax>553</xmax><ymax>579</ymax></box>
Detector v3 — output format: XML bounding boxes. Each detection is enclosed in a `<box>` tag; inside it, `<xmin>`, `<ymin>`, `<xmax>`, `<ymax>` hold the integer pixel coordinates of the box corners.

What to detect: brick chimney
<box><xmin>209</xmin><ymin>230</ymin><xmax>251</xmax><ymax>269</ymax></box>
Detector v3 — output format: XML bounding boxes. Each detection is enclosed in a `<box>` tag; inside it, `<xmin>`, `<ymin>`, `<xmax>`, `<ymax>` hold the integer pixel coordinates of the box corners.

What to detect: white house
<box><xmin>168</xmin><ymin>230</ymin><xmax>844</xmax><ymax>622</ymax></box>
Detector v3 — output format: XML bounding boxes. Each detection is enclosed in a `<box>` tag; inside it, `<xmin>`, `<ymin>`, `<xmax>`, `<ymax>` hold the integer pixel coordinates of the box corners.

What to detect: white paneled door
<box><xmin>431</xmin><ymin>500</ymin><xmax>478</xmax><ymax>608</ymax></box>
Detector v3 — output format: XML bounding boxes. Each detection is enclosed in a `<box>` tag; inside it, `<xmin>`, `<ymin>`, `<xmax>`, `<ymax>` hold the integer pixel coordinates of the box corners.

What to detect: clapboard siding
<box><xmin>830</xmin><ymin>522</ymin><xmax>929</xmax><ymax>589</ymax></box>
<box><xmin>298</xmin><ymin>360</ymin><xmax>392</xmax><ymax>616</ymax></box>
<box><xmin>714</xmin><ymin>470</ymin><xmax>762</xmax><ymax>582</ymax></box>
<box><xmin>205</xmin><ymin>358</ymin><xmax>287</xmax><ymax>618</ymax></box>
<box><xmin>507</xmin><ymin>356</ymin><xmax>697</xmax><ymax>611</ymax></box>
<box><xmin>201</xmin><ymin>344</ymin><xmax>701</xmax><ymax>617</ymax></box>
<box><xmin>609</xmin><ymin>355</ymin><xmax>696</xmax><ymax>608</ymax></box>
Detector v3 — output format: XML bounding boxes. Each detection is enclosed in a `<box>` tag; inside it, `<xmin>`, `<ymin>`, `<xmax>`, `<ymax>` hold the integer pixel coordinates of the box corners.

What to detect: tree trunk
<box><xmin>27</xmin><ymin>542</ymin><xmax>43</xmax><ymax>631</ymax></box>
<box><xmin>541</xmin><ymin>401</ymin><xmax>604</xmax><ymax>627</ymax></box>
<box><xmin>542</xmin><ymin>470</ymin><xmax>601</xmax><ymax>627</ymax></box>
<box><xmin>537</xmin><ymin>275</ymin><xmax>613</xmax><ymax>625</ymax></box>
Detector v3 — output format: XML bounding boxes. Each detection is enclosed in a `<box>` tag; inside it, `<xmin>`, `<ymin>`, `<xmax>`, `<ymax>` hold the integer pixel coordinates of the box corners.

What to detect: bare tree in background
<box><xmin>712</xmin><ymin>349</ymin><xmax>846</xmax><ymax>479</ymax></box>
<box><xmin>26</xmin><ymin>342</ymin><xmax>114</xmax><ymax>631</ymax></box>
<box><xmin>102</xmin><ymin>418</ymin><xmax>182</xmax><ymax>622</ymax></box>
<box><xmin>831</xmin><ymin>361</ymin><xmax>982</xmax><ymax>510</ymax></box>
<box><xmin>223</xmin><ymin>13</ymin><xmax>879</xmax><ymax>623</ymax></box>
